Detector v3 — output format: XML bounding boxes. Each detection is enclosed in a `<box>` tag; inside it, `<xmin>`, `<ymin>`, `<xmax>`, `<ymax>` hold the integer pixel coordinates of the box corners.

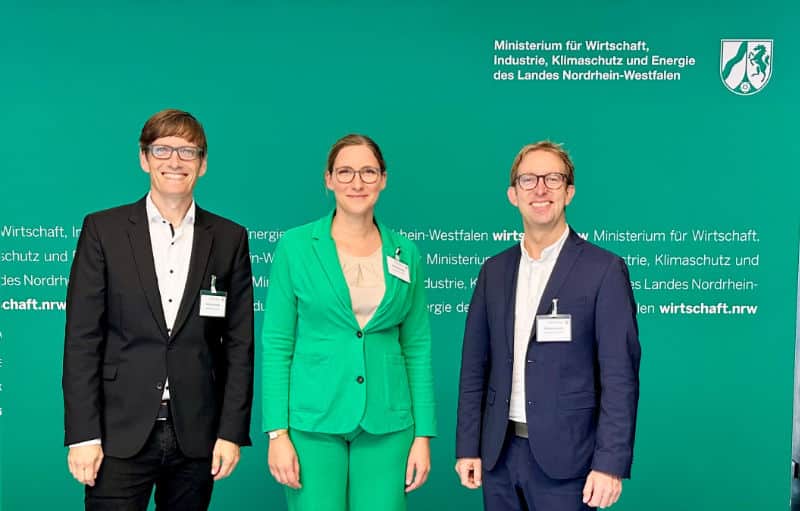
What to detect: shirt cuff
<box><xmin>69</xmin><ymin>438</ymin><xmax>101</xmax><ymax>448</ymax></box>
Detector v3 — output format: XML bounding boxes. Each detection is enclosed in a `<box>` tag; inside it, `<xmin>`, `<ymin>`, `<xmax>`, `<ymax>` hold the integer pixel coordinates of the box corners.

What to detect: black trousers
<box><xmin>85</xmin><ymin>419</ymin><xmax>213</xmax><ymax>511</ymax></box>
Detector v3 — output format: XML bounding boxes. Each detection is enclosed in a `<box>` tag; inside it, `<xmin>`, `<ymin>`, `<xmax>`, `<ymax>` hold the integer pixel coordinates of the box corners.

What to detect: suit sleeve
<box><xmin>62</xmin><ymin>215</ymin><xmax>107</xmax><ymax>446</ymax></box>
<box><xmin>217</xmin><ymin>227</ymin><xmax>255</xmax><ymax>446</ymax></box>
<box><xmin>591</xmin><ymin>257</ymin><xmax>641</xmax><ymax>478</ymax></box>
<box><xmin>261</xmin><ymin>238</ymin><xmax>297</xmax><ymax>432</ymax></box>
<box><xmin>455</xmin><ymin>263</ymin><xmax>491</xmax><ymax>459</ymax></box>
<box><xmin>398</xmin><ymin>246</ymin><xmax>437</xmax><ymax>437</ymax></box>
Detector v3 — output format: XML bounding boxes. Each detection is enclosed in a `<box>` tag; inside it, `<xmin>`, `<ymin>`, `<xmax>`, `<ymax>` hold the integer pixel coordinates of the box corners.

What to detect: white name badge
<box><xmin>535</xmin><ymin>314</ymin><xmax>572</xmax><ymax>342</ymax></box>
<box><xmin>200</xmin><ymin>290</ymin><xmax>227</xmax><ymax>317</ymax></box>
<box><xmin>387</xmin><ymin>256</ymin><xmax>411</xmax><ymax>283</ymax></box>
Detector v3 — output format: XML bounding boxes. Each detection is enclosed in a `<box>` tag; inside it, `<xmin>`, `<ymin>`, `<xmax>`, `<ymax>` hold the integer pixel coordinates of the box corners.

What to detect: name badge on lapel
<box><xmin>387</xmin><ymin>248</ymin><xmax>410</xmax><ymax>283</ymax></box>
<box><xmin>200</xmin><ymin>274</ymin><xmax>227</xmax><ymax>318</ymax></box>
<box><xmin>536</xmin><ymin>298</ymin><xmax>572</xmax><ymax>342</ymax></box>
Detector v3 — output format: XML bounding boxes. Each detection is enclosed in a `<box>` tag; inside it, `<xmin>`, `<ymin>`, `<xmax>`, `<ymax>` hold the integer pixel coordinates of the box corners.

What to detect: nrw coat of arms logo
<box><xmin>720</xmin><ymin>39</ymin><xmax>773</xmax><ymax>95</ymax></box>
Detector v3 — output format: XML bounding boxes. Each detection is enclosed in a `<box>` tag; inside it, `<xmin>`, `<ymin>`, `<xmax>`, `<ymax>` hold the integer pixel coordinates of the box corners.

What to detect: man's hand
<box><xmin>405</xmin><ymin>437</ymin><xmax>431</xmax><ymax>492</ymax></box>
<box><xmin>267</xmin><ymin>433</ymin><xmax>301</xmax><ymax>489</ymax></box>
<box><xmin>454</xmin><ymin>457</ymin><xmax>482</xmax><ymax>489</ymax></box>
<box><xmin>68</xmin><ymin>444</ymin><xmax>104</xmax><ymax>486</ymax></box>
<box><xmin>582</xmin><ymin>470</ymin><xmax>622</xmax><ymax>508</ymax></box>
<box><xmin>211</xmin><ymin>438</ymin><xmax>241</xmax><ymax>481</ymax></box>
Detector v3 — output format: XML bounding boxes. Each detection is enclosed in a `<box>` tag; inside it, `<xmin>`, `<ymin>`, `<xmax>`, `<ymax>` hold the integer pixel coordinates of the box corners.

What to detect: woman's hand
<box><xmin>405</xmin><ymin>436</ymin><xmax>431</xmax><ymax>492</ymax></box>
<box><xmin>268</xmin><ymin>433</ymin><xmax>302</xmax><ymax>489</ymax></box>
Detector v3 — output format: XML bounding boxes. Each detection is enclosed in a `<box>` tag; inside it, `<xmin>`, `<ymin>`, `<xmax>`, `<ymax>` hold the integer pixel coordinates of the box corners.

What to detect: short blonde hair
<box><xmin>509</xmin><ymin>141</ymin><xmax>575</xmax><ymax>187</ymax></box>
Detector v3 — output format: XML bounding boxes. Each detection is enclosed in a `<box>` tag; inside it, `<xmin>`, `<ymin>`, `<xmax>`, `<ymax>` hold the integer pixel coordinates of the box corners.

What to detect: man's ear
<box><xmin>507</xmin><ymin>186</ymin><xmax>519</xmax><ymax>207</ymax></box>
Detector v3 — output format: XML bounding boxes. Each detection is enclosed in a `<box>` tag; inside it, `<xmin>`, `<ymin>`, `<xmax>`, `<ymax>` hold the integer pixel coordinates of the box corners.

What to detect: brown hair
<box><xmin>139</xmin><ymin>109</ymin><xmax>207</xmax><ymax>156</ymax></box>
<box><xmin>509</xmin><ymin>141</ymin><xmax>575</xmax><ymax>187</ymax></box>
<box><xmin>326</xmin><ymin>134</ymin><xmax>386</xmax><ymax>173</ymax></box>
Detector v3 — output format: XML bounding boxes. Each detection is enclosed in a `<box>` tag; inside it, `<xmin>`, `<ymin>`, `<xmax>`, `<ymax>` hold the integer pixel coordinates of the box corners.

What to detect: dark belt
<box><xmin>511</xmin><ymin>421</ymin><xmax>528</xmax><ymax>438</ymax></box>
<box><xmin>156</xmin><ymin>400</ymin><xmax>170</xmax><ymax>421</ymax></box>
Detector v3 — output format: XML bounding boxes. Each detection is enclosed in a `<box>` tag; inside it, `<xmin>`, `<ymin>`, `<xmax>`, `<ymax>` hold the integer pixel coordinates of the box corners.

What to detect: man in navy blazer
<box><xmin>455</xmin><ymin>141</ymin><xmax>640</xmax><ymax>510</ymax></box>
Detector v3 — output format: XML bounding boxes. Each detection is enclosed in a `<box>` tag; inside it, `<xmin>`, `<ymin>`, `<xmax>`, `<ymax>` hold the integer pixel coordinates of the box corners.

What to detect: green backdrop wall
<box><xmin>1</xmin><ymin>1</ymin><xmax>798</xmax><ymax>509</ymax></box>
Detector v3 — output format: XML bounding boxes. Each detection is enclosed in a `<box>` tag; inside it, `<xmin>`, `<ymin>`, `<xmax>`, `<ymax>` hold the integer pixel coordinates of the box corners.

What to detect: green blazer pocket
<box><xmin>385</xmin><ymin>355</ymin><xmax>411</xmax><ymax>411</ymax></box>
<box><xmin>289</xmin><ymin>353</ymin><xmax>329</xmax><ymax>413</ymax></box>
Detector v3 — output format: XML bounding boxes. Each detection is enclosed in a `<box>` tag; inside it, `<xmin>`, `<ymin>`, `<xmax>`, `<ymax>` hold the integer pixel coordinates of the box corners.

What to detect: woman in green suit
<box><xmin>262</xmin><ymin>134</ymin><xmax>436</xmax><ymax>511</ymax></box>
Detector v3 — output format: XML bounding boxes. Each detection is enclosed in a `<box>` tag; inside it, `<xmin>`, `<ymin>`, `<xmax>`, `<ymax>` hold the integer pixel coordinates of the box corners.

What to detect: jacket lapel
<box><xmin>127</xmin><ymin>198</ymin><xmax>169</xmax><ymax>339</ymax></box>
<box><xmin>311</xmin><ymin>214</ymin><xmax>356</xmax><ymax>322</ymax></box>
<box><xmin>170</xmin><ymin>206</ymin><xmax>213</xmax><ymax>340</ymax></box>
<box><xmin>534</xmin><ymin>229</ymin><xmax>584</xmax><ymax>322</ymax></box>
<box><xmin>362</xmin><ymin>219</ymin><xmax>399</xmax><ymax>331</ymax></box>
<box><xmin>503</xmin><ymin>246</ymin><xmax>522</xmax><ymax>355</ymax></box>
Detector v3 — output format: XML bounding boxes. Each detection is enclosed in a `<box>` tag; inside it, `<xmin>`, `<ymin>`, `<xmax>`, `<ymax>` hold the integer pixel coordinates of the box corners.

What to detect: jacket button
<box><xmin>356</xmin><ymin>376</ymin><xmax>364</xmax><ymax>384</ymax></box>
<box><xmin>356</xmin><ymin>331</ymin><xmax>363</xmax><ymax>338</ymax></box>
<box><xmin>156</xmin><ymin>382</ymin><xmax>163</xmax><ymax>390</ymax></box>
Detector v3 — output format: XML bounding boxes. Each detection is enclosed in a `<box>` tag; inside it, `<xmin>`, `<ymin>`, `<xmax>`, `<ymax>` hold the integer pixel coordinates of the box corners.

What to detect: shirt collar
<box><xmin>146</xmin><ymin>193</ymin><xmax>196</xmax><ymax>226</ymax></box>
<box><xmin>520</xmin><ymin>224</ymin><xmax>569</xmax><ymax>263</ymax></box>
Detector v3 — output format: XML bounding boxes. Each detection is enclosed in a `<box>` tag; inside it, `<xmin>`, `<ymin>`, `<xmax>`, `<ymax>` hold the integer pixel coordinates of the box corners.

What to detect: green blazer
<box><xmin>262</xmin><ymin>212</ymin><xmax>436</xmax><ymax>437</ymax></box>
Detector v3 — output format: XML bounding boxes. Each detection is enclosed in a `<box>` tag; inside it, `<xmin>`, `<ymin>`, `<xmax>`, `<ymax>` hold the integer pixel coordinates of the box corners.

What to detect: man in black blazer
<box><xmin>455</xmin><ymin>141</ymin><xmax>640</xmax><ymax>510</ymax></box>
<box><xmin>62</xmin><ymin>109</ymin><xmax>254</xmax><ymax>510</ymax></box>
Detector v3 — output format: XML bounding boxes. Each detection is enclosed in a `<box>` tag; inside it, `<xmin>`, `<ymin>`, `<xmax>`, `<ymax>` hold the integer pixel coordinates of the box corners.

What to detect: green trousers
<box><xmin>286</xmin><ymin>426</ymin><xmax>414</xmax><ymax>511</ymax></box>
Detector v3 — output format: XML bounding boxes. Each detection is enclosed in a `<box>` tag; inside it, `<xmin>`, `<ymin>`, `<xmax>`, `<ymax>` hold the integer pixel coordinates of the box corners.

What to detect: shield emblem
<box><xmin>720</xmin><ymin>39</ymin><xmax>773</xmax><ymax>95</ymax></box>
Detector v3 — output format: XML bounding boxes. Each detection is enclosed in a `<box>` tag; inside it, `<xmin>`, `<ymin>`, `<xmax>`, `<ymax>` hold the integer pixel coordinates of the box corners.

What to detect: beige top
<box><xmin>339</xmin><ymin>247</ymin><xmax>386</xmax><ymax>328</ymax></box>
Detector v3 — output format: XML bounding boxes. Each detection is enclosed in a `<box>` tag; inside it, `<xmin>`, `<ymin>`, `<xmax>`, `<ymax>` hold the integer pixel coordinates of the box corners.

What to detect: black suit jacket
<box><xmin>62</xmin><ymin>197</ymin><xmax>254</xmax><ymax>458</ymax></box>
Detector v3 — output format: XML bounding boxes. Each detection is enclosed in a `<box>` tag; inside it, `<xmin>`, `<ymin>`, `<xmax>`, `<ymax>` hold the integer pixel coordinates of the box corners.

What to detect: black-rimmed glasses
<box><xmin>515</xmin><ymin>172</ymin><xmax>568</xmax><ymax>190</ymax></box>
<box><xmin>333</xmin><ymin>166</ymin><xmax>383</xmax><ymax>184</ymax></box>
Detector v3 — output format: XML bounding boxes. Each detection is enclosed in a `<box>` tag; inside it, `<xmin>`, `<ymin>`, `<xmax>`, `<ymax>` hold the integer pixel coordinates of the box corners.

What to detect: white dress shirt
<box><xmin>70</xmin><ymin>195</ymin><xmax>195</xmax><ymax>448</ymax></box>
<box><xmin>508</xmin><ymin>225</ymin><xmax>569</xmax><ymax>423</ymax></box>
<box><xmin>146</xmin><ymin>193</ymin><xmax>195</xmax><ymax>401</ymax></box>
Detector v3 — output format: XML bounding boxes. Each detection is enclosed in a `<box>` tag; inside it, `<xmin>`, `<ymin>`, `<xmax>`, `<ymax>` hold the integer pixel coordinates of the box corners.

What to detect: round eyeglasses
<box><xmin>332</xmin><ymin>166</ymin><xmax>383</xmax><ymax>184</ymax></box>
<box><xmin>515</xmin><ymin>172</ymin><xmax>568</xmax><ymax>190</ymax></box>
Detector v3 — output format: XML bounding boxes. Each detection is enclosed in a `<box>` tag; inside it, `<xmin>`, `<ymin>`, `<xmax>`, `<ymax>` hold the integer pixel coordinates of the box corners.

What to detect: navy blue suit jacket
<box><xmin>456</xmin><ymin>229</ymin><xmax>641</xmax><ymax>479</ymax></box>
